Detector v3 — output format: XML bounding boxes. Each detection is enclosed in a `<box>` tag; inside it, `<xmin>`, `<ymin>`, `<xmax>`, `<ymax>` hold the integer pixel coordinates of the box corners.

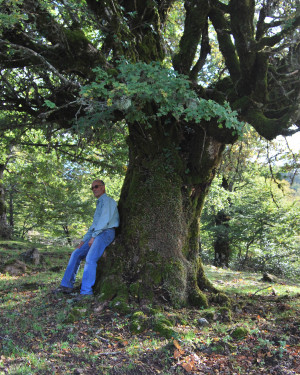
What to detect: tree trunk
<box><xmin>213</xmin><ymin>210</ymin><xmax>231</xmax><ymax>268</ymax></box>
<box><xmin>0</xmin><ymin>165</ymin><xmax>11</xmax><ymax>239</ymax></box>
<box><xmin>62</xmin><ymin>224</ymin><xmax>72</xmax><ymax>245</ymax></box>
<box><xmin>213</xmin><ymin>178</ymin><xmax>232</xmax><ymax>268</ymax></box>
<box><xmin>95</xmin><ymin>117</ymin><xmax>226</xmax><ymax>307</ymax></box>
<box><xmin>8</xmin><ymin>188</ymin><xmax>14</xmax><ymax>229</ymax></box>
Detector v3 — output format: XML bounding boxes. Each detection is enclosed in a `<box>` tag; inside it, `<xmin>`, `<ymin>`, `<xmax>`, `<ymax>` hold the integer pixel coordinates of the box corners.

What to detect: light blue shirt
<box><xmin>82</xmin><ymin>193</ymin><xmax>120</xmax><ymax>241</ymax></box>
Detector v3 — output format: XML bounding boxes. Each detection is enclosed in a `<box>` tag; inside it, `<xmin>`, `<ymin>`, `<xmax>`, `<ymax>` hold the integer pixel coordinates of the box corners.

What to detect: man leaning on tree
<box><xmin>53</xmin><ymin>179</ymin><xmax>119</xmax><ymax>301</ymax></box>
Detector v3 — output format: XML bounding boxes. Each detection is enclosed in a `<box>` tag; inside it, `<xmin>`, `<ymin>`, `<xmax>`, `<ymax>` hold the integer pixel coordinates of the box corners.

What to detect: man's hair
<box><xmin>94</xmin><ymin>179</ymin><xmax>105</xmax><ymax>185</ymax></box>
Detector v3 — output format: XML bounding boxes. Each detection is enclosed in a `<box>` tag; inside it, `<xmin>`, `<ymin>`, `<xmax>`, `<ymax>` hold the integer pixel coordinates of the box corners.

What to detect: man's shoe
<box><xmin>52</xmin><ymin>286</ymin><xmax>73</xmax><ymax>295</ymax></box>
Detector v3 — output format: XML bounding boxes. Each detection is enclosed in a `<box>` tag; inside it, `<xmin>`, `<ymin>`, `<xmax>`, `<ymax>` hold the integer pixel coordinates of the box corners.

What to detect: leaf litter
<box><xmin>0</xmin><ymin>266</ymin><xmax>299</xmax><ymax>374</ymax></box>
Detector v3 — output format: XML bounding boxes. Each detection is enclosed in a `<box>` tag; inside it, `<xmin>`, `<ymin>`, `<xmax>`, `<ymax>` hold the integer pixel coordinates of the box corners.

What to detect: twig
<box><xmin>95</xmin><ymin>351</ymin><xmax>119</xmax><ymax>356</ymax></box>
<box><xmin>97</xmin><ymin>336</ymin><xmax>111</xmax><ymax>344</ymax></box>
<box><xmin>253</xmin><ymin>285</ymin><xmax>272</xmax><ymax>295</ymax></box>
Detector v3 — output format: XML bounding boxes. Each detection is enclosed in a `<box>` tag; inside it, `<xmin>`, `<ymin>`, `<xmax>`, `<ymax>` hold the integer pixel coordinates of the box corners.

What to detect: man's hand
<box><xmin>88</xmin><ymin>237</ymin><xmax>95</xmax><ymax>247</ymax></box>
<box><xmin>77</xmin><ymin>241</ymin><xmax>85</xmax><ymax>249</ymax></box>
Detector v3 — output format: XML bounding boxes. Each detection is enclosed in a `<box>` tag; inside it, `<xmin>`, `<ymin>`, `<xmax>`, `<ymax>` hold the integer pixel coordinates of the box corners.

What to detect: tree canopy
<box><xmin>1</xmin><ymin>0</ymin><xmax>299</xmax><ymax>139</ymax></box>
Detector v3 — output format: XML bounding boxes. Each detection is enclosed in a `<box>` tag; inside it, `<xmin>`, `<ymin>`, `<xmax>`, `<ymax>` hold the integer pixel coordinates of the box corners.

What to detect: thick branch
<box><xmin>173</xmin><ymin>0</ymin><xmax>209</xmax><ymax>75</ymax></box>
<box><xmin>244</xmin><ymin>107</ymin><xmax>294</xmax><ymax>141</ymax></box>
<box><xmin>86</xmin><ymin>0</ymin><xmax>165</xmax><ymax>62</ymax></box>
<box><xmin>208</xmin><ymin>6</ymin><xmax>240</xmax><ymax>82</ymax></box>
<box><xmin>229</xmin><ymin>0</ymin><xmax>256</xmax><ymax>78</ymax></box>
<box><xmin>190</xmin><ymin>21</ymin><xmax>211</xmax><ymax>82</ymax></box>
<box><xmin>1</xmin><ymin>0</ymin><xmax>106</xmax><ymax>76</ymax></box>
<box><xmin>0</xmin><ymin>41</ymin><xmax>80</xmax><ymax>90</ymax></box>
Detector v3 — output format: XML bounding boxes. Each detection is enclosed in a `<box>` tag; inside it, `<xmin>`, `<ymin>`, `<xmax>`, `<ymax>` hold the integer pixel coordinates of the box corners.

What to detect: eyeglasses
<box><xmin>91</xmin><ymin>184</ymin><xmax>104</xmax><ymax>190</ymax></box>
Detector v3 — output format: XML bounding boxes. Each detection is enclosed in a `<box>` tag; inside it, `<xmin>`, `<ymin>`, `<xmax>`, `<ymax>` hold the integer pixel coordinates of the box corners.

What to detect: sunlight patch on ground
<box><xmin>204</xmin><ymin>265</ymin><xmax>300</xmax><ymax>296</ymax></box>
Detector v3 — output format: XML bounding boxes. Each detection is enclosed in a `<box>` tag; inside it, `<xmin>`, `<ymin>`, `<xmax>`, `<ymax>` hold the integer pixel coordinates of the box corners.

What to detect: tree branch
<box><xmin>173</xmin><ymin>0</ymin><xmax>209</xmax><ymax>75</ymax></box>
<box><xmin>208</xmin><ymin>6</ymin><xmax>241</xmax><ymax>82</ymax></box>
<box><xmin>0</xmin><ymin>40</ymin><xmax>80</xmax><ymax>90</ymax></box>
<box><xmin>190</xmin><ymin>21</ymin><xmax>211</xmax><ymax>82</ymax></box>
<box><xmin>255</xmin><ymin>14</ymin><xmax>300</xmax><ymax>51</ymax></box>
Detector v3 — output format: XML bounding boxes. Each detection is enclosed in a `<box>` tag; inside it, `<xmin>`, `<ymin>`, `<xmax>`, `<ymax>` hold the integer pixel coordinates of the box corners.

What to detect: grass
<box><xmin>0</xmin><ymin>239</ymin><xmax>299</xmax><ymax>375</ymax></box>
<box><xmin>205</xmin><ymin>265</ymin><xmax>300</xmax><ymax>296</ymax></box>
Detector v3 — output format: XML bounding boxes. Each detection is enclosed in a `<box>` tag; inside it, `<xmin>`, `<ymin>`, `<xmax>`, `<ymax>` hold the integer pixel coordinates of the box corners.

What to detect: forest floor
<box><xmin>0</xmin><ymin>240</ymin><xmax>299</xmax><ymax>375</ymax></box>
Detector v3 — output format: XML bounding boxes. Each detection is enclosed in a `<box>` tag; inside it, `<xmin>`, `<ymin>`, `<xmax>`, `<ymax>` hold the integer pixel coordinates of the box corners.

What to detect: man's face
<box><xmin>91</xmin><ymin>181</ymin><xmax>105</xmax><ymax>198</ymax></box>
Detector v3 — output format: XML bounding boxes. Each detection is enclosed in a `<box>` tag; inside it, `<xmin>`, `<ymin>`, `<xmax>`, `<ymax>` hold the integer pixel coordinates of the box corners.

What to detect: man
<box><xmin>53</xmin><ymin>179</ymin><xmax>119</xmax><ymax>299</ymax></box>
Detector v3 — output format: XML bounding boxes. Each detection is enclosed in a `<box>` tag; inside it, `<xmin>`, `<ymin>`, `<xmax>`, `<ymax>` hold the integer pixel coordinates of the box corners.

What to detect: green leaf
<box><xmin>44</xmin><ymin>100</ymin><xmax>57</xmax><ymax>109</ymax></box>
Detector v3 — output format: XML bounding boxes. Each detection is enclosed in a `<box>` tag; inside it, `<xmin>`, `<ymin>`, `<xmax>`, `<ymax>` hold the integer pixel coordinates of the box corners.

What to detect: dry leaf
<box><xmin>181</xmin><ymin>362</ymin><xmax>193</xmax><ymax>372</ymax></box>
<box><xmin>173</xmin><ymin>339</ymin><xmax>181</xmax><ymax>350</ymax></box>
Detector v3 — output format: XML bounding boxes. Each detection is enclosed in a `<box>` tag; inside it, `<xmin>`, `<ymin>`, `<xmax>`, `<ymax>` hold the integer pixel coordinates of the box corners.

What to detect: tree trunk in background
<box><xmin>213</xmin><ymin>178</ymin><xmax>232</xmax><ymax>267</ymax></box>
<box><xmin>0</xmin><ymin>165</ymin><xmax>11</xmax><ymax>239</ymax></box>
<box><xmin>213</xmin><ymin>210</ymin><xmax>231</xmax><ymax>267</ymax></box>
<box><xmin>62</xmin><ymin>225</ymin><xmax>72</xmax><ymax>245</ymax></box>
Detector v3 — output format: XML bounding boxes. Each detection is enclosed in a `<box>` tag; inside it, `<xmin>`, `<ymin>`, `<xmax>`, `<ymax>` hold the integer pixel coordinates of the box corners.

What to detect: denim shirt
<box><xmin>82</xmin><ymin>193</ymin><xmax>120</xmax><ymax>241</ymax></box>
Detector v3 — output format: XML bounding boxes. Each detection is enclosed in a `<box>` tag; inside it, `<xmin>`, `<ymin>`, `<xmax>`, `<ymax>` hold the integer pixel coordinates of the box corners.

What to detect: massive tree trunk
<box><xmin>95</xmin><ymin>115</ymin><xmax>226</xmax><ymax>307</ymax></box>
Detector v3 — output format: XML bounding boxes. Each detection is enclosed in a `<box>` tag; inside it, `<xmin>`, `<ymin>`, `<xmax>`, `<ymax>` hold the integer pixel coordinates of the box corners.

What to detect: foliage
<box><xmin>0</xmin><ymin>0</ymin><xmax>28</xmax><ymax>30</ymax></box>
<box><xmin>229</xmin><ymin>175</ymin><xmax>299</xmax><ymax>275</ymax></box>
<box><xmin>3</xmin><ymin>143</ymin><xmax>124</xmax><ymax>242</ymax></box>
<box><xmin>80</xmin><ymin>60</ymin><xmax>243</xmax><ymax>136</ymax></box>
<box><xmin>0</xmin><ymin>0</ymin><xmax>299</xmax><ymax>138</ymax></box>
<box><xmin>201</xmin><ymin>138</ymin><xmax>300</xmax><ymax>280</ymax></box>
<box><xmin>0</xmin><ymin>107</ymin><xmax>126</xmax><ymax>241</ymax></box>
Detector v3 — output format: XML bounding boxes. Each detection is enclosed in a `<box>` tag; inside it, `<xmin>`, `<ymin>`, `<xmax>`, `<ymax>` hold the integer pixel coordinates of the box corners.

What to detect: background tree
<box><xmin>0</xmin><ymin>161</ymin><xmax>11</xmax><ymax>239</ymax></box>
<box><xmin>210</xmin><ymin>129</ymin><xmax>268</xmax><ymax>267</ymax></box>
<box><xmin>0</xmin><ymin>113</ymin><xmax>28</xmax><ymax>238</ymax></box>
<box><xmin>1</xmin><ymin>0</ymin><xmax>300</xmax><ymax>307</ymax></box>
<box><xmin>201</xmin><ymin>134</ymin><xmax>300</xmax><ymax>280</ymax></box>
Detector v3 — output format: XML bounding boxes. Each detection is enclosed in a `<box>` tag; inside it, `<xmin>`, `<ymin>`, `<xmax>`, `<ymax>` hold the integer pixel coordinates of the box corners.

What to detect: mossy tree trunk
<box><xmin>95</xmin><ymin>114</ymin><xmax>226</xmax><ymax>307</ymax></box>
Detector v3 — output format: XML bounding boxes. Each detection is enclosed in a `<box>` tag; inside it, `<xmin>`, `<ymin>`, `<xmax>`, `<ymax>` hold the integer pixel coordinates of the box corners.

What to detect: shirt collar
<box><xmin>96</xmin><ymin>193</ymin><xmax>107</xmax><ymax>204</ymax></box>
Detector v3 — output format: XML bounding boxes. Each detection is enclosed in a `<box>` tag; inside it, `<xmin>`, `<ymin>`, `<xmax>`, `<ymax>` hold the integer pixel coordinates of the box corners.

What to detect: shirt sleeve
<box><xmin>82</xmin><ymin>225</ymin><xmax>94</xmax><ymax>242</ymax></box>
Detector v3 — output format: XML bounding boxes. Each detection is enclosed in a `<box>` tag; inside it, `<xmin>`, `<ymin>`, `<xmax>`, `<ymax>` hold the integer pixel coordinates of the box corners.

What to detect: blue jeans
<box><xmin>60</xmin><ymin>228</ymin><xmax>115</xmax><ymax>295</ymax></box>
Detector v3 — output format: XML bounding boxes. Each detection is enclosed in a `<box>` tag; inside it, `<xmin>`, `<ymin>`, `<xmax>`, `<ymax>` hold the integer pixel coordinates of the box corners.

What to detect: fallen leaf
<box><xmin>181</xmin><ymin>362</ymin><xmax>194</xmax><ymax>372</ymax></box>
<box><xmin>174</xmin><ymin>349</ymin><xmax>182</xmax><ymax>359</ymax></box>
<box><xmin>173</xmin><ymin>339</ymin><xmax>181</xmax><ymax>350</ymax></box>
